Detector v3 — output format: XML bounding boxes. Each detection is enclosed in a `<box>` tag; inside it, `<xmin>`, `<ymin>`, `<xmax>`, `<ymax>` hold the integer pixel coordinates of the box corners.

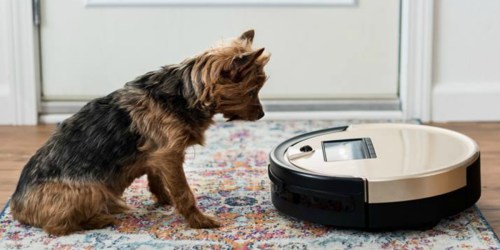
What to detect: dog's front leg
<box><xmin>148</xmin><ymin>148</ymin><xmax>221</xmax><ymax>228</ymax></box>
<box><xmin>147</xmin><ymin>172</ymin><xmax>172</xmax><ymax>205</ymax></box>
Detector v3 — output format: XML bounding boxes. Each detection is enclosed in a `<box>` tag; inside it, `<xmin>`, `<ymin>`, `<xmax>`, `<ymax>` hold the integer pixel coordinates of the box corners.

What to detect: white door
<box><xmin>39</xmin><ymin>0</ymin><xmax>400</xmax><ymax>112</ymax></box>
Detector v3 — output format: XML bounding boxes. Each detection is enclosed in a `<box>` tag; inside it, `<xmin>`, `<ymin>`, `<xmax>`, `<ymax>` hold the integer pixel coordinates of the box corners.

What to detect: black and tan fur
<box><xmin>11</xmin><ymin>30</ymin><xmax>270</xmax><ymax>235</ymax></box>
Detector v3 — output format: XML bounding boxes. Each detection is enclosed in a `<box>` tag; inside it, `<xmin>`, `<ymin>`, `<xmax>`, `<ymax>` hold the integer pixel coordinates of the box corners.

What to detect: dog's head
<box><xmin>192</xmin><ymin>30</ymin><xmax>270</xmax><ymax>121</ymax></box>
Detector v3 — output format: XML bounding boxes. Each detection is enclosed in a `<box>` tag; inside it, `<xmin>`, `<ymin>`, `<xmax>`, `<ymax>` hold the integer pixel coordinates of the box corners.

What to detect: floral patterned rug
<box><xmin>1</xmin><ymin>120</ymin><xmax>499</xmax><ymax>249</ymax></box>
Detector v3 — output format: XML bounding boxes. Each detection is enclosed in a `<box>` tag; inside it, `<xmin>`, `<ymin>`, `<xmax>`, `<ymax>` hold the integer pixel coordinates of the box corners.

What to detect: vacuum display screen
<box><xmin>322</xmin><ymin>138</ymin><xmax>375</xmax><ymax>162</ymax></box>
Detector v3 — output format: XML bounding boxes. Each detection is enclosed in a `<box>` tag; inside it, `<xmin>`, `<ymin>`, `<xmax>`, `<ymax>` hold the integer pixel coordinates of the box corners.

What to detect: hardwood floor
<box><xmin>0</xmin><ymin>122</ymin><xmax>499</xmax><ymax>236</ymax></box>
<box><xmin>430</xmin><ymin>122</ymin><xmax>500</xmax><ymax>235</ymax></box>
<box><xmin>0</xmin><ymin>125</ymin><xmax>54</xmax><ymax>208</ymax></box>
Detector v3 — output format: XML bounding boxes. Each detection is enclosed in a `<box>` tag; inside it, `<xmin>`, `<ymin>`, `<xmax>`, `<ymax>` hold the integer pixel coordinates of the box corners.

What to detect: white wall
<box><xmin>432</xmin><ymin>0</ymin><xmax>500</xmax><ymax>121</ymax></box>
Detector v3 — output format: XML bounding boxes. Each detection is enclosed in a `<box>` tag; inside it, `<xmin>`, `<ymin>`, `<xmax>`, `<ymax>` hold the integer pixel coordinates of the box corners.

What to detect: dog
<box><xmin>11</xmin><ymin>30</ymin><xmax>270</xmax><ymax>235</ymax></box>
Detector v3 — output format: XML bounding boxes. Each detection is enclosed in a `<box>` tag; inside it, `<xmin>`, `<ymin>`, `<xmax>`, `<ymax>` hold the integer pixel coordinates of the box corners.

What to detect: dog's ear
<box><xmin>232</xmin><ymin>48</ymin><xmax>265</xmax><ymax>70</ymax></box>
<box><xmin>239</xmin><ymin>29</ymin><xmax>255</xmax><ymax>44</ymax></box>
<box><xmin>224</xmin><ymin>48</ymin><xmax>264</xmax><ymax>83</ymax></box>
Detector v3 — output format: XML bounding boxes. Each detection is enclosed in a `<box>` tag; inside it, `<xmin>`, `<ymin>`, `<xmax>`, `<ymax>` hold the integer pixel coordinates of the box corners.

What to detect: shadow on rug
<box><xmin>1</xmin><ymin>120</ymin><xmax>499</xmax><ymax>249</ymax></box>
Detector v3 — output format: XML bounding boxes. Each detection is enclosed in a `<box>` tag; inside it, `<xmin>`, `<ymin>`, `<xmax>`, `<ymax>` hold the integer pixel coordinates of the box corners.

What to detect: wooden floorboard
<box><xmin>0</xmin><ymin>125</ymin><xmax>55</xmax><ymax>212</ymax></box>
<box><xmin>430</xmin><ymin>122</ymin><xmax>500</xmax><ymax>235</ymax></box>
<box><xmin>0</xmin><ymin>122</ymin><xmax>499</xmax><ymax>236</ymax></box>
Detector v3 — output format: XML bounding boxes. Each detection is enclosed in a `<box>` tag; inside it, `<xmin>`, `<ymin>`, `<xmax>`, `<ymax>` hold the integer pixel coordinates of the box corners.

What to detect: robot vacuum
<box><xmin>268</xmin><ymin>123</ymin><xmax>481</xmax><ymax>229</ymax></box>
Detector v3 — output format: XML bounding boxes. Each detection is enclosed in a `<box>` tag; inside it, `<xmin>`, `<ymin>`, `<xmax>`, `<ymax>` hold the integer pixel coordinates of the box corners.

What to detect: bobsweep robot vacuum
<box><xmin>268</xmin><ymin>123</ymin><xmax>481</xmax><ymax>229</ymax></box>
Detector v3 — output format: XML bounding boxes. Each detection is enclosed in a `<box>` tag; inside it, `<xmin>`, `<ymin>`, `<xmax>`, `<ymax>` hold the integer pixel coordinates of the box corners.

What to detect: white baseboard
<box><xmin>259</xmin><ymin>111</ymin><xmax>404</xmax><ymax>120</ymax></box>
<box><xmin>39</xmin><ymin>114</ymin><xmax>72</xmax><ymax>124</ymax></box>
<box><xmin>40</xmin><ymin>100</ymin><xmax>404</xmax><ymax>124</ymax></box>
<box><xmin>0</xmin><ymin>93</ymin><xmax>13</xmax><ymax>125</ymax></box>
<box><xmin>432</xmin><ymin>82</ymin><xmax>500</xmax><ymax>122</ymax></box>
<box><xmin>40</xmin><ymin>111</ymin><xmax>404</xmax><ymax>124</ymax></box>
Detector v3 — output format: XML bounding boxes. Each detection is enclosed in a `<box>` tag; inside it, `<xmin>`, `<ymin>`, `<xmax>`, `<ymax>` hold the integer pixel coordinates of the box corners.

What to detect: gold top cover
<box><xmin>286</xmin><ymin>123</ymin><xmax>479</xmax><ymax>203</ymax></box>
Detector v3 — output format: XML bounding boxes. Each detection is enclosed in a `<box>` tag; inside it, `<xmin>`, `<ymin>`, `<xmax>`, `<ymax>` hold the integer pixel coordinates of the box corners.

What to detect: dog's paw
<box><xmin>155</xmin><ymin>196</ymin><xmax>172</xmax><ymax>206</ymax></box>
<box><xmin>188</xmin><ymin>213</ymin><xmax>221</xmax><ymax>229</ymax></box>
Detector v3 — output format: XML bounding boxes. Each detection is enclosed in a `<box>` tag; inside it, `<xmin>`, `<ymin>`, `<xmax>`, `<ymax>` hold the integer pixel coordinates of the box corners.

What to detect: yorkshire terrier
<box><xmin>11</xmin><ymin>30</ymin><xmax>270</xmax><ymax>235</ymax></box>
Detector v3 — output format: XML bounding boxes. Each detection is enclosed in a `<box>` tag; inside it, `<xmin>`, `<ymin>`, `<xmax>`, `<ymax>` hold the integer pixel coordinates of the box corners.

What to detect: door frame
<box><xmin>0</xmin><ymin>0</ymin><xmax>40</xmax><ymax>125</ymax></box>
<box><xmin>4</xmin><ymin>0</ymin><xmax>433</xmax><ymax>124</ymax></box>
<box><xmin>399</xmin><ymin>0</ymin><xmax>433</xmax><ymax>122</ymax></box>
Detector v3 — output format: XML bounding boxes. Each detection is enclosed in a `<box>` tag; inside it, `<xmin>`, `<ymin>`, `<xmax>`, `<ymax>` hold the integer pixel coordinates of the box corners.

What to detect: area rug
<box><xmin>1</xmin><ymin>120</ymin><xmax>499</xmax><ymax>249</ymax></box>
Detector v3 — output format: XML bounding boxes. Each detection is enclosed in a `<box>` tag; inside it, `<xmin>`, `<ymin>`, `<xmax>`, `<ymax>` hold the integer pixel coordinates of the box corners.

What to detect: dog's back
<box><xmin>11</xmin><ymin>92</ymin><xmax>140</xmax><ymax>234</ymax></box>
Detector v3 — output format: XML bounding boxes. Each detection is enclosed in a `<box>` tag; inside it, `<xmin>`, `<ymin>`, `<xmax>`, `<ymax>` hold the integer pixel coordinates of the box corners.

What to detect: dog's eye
<box><xmin>221</xmin><ymin>70</ymin><xmax>231</xmax><ymax>79</ymax></box>
<box><xmin>233</xmin><ymin>73</ymin><xmax>244</xmax><ymax>83</ymax></box>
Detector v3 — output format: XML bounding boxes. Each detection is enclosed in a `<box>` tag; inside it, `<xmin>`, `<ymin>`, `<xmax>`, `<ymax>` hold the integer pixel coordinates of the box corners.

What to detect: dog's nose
<box><xmin>257</xmin><ymin>110</ymin><xmax>265</xmax><ymax>119</ymax></box>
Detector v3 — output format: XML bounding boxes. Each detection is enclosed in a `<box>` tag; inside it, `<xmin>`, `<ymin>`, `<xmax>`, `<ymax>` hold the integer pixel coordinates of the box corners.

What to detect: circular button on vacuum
<box><xmin>300</xmin><ymin>145</ymin><xmax>313</xmax><ymax>152</ymax></box>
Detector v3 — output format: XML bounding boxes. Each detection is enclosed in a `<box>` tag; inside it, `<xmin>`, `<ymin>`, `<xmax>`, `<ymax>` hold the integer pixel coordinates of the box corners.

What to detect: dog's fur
<box><xmin>11</xmin><ymin>30</ymin><xmax>270</xmax><ymax>235</ymax></box>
